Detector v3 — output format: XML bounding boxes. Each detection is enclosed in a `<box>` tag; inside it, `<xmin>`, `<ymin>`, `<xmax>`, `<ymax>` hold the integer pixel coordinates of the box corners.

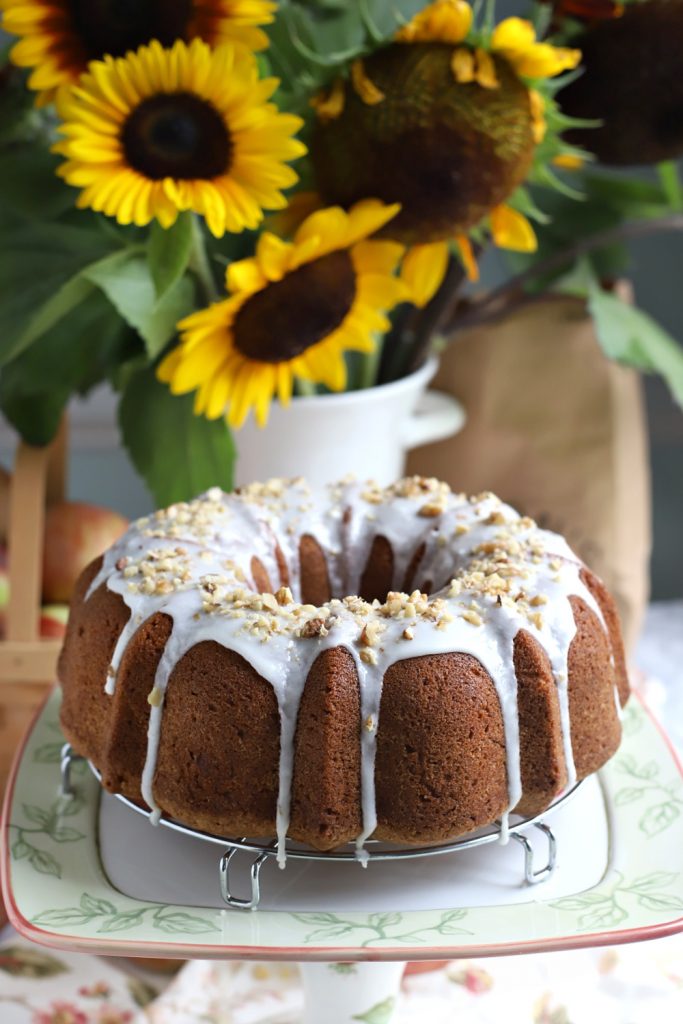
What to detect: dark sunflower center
<box><xmin>70</xmin><ymin>0</ymin><xmax>193</xmax><ymax>60</ymax></box>
<box><xmin>232</xmin><ymin>251</ymin><xmax>356</xmax><ymax>363</ymax></box>
<box><xmin>122</xmin><ymin>93</ymin><xmax>231</xmax><ymax>180</ymax></box>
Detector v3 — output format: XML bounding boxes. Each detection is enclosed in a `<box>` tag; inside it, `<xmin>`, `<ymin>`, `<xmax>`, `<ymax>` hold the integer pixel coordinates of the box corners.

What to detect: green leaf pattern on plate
<box><xmin>551</xmin><ymin>871</ymin><xmax>683</xmax><ymax>930</ymax></box>
<box><xmin>10</xmin><ymin>791</ymin><xmax>86</xmax><ymax>879</ymax></box>
<box><xmin>613</xmin><ymin>753</ymin><xmax>683</xmax><ymax>837</ymax></box>
<box><xmin>32</xmin><ymin>894</ymin><xmax>218</xmax><ymax>935</ymax></box>
<box><xmin>293</xmin><ymin>908</ymin><xmax>471</xmax><ymax>947</ymax></box>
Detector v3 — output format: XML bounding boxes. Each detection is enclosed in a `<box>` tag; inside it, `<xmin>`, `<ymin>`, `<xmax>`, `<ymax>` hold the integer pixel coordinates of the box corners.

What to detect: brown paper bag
<box><xmin>407</xmin><ymin>292</ymin><xmax>651</xmax><ymax>652</ymax></box>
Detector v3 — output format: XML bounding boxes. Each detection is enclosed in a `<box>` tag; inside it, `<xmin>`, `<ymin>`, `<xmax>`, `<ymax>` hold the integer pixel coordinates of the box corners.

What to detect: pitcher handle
<box><xmin>402</xmin><ymin>390</ymin><xmax>465</xmax><ymax>450</ymax></box>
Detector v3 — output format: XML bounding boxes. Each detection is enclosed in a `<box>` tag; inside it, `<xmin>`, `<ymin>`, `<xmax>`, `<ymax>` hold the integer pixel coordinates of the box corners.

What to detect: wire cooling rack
<box><xmin>60</xmin><ymin>743</ymin><xmax>582</xmax><ymax>910</ymax></box>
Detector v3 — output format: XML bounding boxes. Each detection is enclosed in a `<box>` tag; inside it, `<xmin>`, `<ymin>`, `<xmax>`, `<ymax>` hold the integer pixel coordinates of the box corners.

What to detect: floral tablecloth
<box><xmin>1</xmin><ymin>602</ymin><xmax>682</xmax><ymax>1023</ymax></box>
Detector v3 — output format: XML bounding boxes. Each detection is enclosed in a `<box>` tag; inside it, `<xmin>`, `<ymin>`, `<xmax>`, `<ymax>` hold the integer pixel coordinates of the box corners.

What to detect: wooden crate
<box><xmin>0</xmin><ymin>422</ymin><xmax>67</xmax><ymax>795</ymax></box>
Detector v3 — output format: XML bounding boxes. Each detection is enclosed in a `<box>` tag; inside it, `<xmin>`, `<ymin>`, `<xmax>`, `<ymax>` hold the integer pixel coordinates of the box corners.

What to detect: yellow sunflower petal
<box><xmin>344</xmin><ymin>199</ymin><xmax>402</xmax><ymax>247</ymax></box>
<box><xmin>552</xmin><ymin>153</ymin><xmax>585</xmax><ymax>171</ymax></box>
<box><xmin>455</xmin><ymin>234</ymin><xmax>479</xmax><ymax>282</ymax></box>
<box><xmin>255</xmin><ymin>232</ymin><xmax>292</xmax><ymax>281</ymax></box>
<box><xmin>474</xmin><ymin>48</ymin><xmax>500</xmax><ymax>90</ymax></box>
<box><xmin>350</xmin><ymin>59</ymin><xmax>385</xmax><ymax>106</ymax></box>
<box><xmin>529</xmin><ymin>89</ymin><xmax>547</xmax><ymax>144</ymax></box>
<box><xmin>489</xmin><ymin>205</ymin><xmax>537</xmax><ymax>252</ymax></box>
<box><xmin>226</xmin><ymin>257</ymin><xmax>266</xmax><ymax>295</ymax></box>
<box><xmin>310</xmin><ymin>77</ymin><xmax>346</xmax><ymax>122</ymax></box>
<box><xmin>401</xmin><ymin>241</ymin><xmax>450</xmax><ymax>308</ymax></box>
<box><xmin>294</xmin><ymin>206</ymin><xmax>349</xmax><ymax>255</ymax></box>
<box><xmin>396</xmin><ymin>0</ymin><xmax>472</xmax><ymax>44</ymax></box>
<box><xmin>491</xmin><ymin>17</ymin><xmax>537</xmax><ymax>54</ymax></box>
<box><xmin>511</xmin><ymin>43</ymin><xmax>581</xmax><ymax>79</ymax></box>
<box><xmin>351</xmin><ymin>239</ymin><xmax>405</xmax><ymax>276</ymax></box>
<box><xmin>451</xmin><ymin>47</ymin><xmax>476</xmax><ymax>84</ymax></box>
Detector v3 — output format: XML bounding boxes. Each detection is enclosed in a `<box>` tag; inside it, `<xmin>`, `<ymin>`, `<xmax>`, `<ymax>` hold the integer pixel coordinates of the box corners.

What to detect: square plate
<box><xmin>2</xmin><ymin>687</ymin><xmax>682</xmax><ymax>961</ymax></box>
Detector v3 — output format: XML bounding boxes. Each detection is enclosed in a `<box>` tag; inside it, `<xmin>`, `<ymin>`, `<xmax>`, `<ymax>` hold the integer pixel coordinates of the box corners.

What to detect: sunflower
<box><xmin>310</xmin><ymin>0</ymin><xmax>581</xmax><ymax>305</ymax></box>
<box><xmin>1</xmin><ymin>0</ymin><xmax>276</xmax><ymax>105</ymax></box>
<box><xmin>53</xmin><ymin>39</ymin><xmax>306</xmax><ymax>237</ymax></box>
<box><xmin>158</xmin><ymin>200</ymin><xmax>408</xmax><ymax>427</ymax></box>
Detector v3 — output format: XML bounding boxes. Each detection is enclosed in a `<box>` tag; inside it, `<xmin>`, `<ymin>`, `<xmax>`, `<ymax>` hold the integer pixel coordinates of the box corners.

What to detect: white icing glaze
<box><xmin>86</xmin><ymin>476</ymin><xmax>613</xmax><ymax>861</ymax></box>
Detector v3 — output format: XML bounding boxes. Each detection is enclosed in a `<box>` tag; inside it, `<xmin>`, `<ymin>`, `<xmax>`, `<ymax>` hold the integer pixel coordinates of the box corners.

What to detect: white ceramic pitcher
<box><xmin>234</xmin><ymin>357</ymin><xmax>464</xmax><ymax>487</ymax></box>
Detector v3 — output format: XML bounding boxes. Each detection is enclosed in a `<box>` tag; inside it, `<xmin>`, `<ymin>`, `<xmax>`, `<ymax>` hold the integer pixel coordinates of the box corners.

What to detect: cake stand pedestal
<box><xmin>3</xmin><ymin>688</ymin><xmax>683</xmax><ymax>1024</ymax></box>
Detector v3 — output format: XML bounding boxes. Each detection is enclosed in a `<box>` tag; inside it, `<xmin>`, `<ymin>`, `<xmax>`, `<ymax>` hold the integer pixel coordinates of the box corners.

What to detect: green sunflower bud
<box><xmin>559</xmin><ymin>0</ymin><xmax>683</xmax><ymax>165</ymax></box>
<box><xmin>311</xmin><ymin>42</ymin><xmax>535</xmax><ymax>245</ymax></box>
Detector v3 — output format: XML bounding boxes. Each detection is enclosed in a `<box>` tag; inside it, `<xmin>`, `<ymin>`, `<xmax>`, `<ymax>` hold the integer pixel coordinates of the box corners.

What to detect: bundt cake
<box><xmin>58</xmin><ymin>476</ymin><xmax>629</xmax><ymax>863</ymax></box>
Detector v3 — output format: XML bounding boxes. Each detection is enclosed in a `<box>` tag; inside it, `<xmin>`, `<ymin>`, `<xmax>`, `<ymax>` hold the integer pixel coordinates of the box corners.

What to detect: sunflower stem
<box><xmin>358</xmin><ymin>336</ymin><xmax>384</xmax><ymax>390</ymax></box>
<box><xmin>294</xmin><ymin>377</ymin><xmax>317</xmax><ymax>397</ymax></box>
<box><xmin>189</xmin><ymin>215</ymin><xmax>219</xmax><ymax>304</ymax></box>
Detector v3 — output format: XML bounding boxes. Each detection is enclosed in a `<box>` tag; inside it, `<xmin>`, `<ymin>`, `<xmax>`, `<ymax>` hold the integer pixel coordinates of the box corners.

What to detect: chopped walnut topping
<box><xmin>359</xmin><ymin>647</ymin><xmax>378</xmax><ymax>665</ymax></box>
<box><xmin>529</xmin><ymin>611</ymin><xmax>544</xmax><ymax>630</ymax></box>
<box><xmin>360</xmin><ymin>620</ymin><xmax>383</xmax><ymax>647</ymax></box>
<box><xmin>275</xmin><ymin>587</ymin><xmax>293</xmax><ymax>606</ymax></box>
<box><xmin>418</xmin><ymin>501</ymin><xmax>446</xmax><ymax>518</ymax></box>
<box><xmin>530</xmin><ymin>594</ymin><xmax>548</xmax><ymax>606</ymax></box>
<box><xmin>115</xmin><ymin>557</ymin><xmax>129</xmax><ymax>571</ymax></box>
<box><xmin>454</xmin><ymin>523</ymin><xmax>470</xmax><ymax>536</ymax></box>
<box><xmin>147</xmin><ymin>686</ymin><xmax>163</xmax><ymax>707</ymax></box>
<box><xmin>485</xmin><ymin>510</ymin><xmax>507</xmax><ymax>526</ymax></box>
<box><xmin>402</xmin><ymin>627</ymin><xmax>414</xmax><ymax>640</ymax></box>
<box><xmin>260</xmin><ymin>592</ymin><xmax>279</xmax><ymax>613</ymax></box>
<box><xmin>364</xmin><ymin>715</ymin><xmax>375</xmax><ymax>732</ymax></box>
<box><xmin>299</xmin><ymin>617</ymin><xmax>329</xmax><ymax>639</ymax></box>
<box><xmin>462</xmin><ymin>609</ymin><xmax>483</xmax><ymax>626</ymax></box>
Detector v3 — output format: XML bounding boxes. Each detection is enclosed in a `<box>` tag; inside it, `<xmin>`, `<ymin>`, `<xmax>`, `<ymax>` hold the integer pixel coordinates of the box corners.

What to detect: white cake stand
<box><xmin>3</xmin><ymin>688</ymin><xmax>683</xmax><ymax>1024</ymax></box>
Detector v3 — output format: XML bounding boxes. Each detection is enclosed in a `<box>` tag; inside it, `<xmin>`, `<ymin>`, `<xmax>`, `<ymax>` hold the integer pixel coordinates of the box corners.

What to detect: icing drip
<box><xmin>86</xmin><ymin>477</ymin><xmax>614</xmax><ymax>859</ymax></box>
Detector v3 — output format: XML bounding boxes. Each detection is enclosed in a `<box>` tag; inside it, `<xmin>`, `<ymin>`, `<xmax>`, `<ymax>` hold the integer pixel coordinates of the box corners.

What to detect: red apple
<box><xmin>42</xmin><ymin>502</ymin><xmax>129</xmax><ymax>603</ymax></box>
<box><xmin>40</xmin><ymin>603</ymin><xmax>69</xmax><ymax>639</ymax></box>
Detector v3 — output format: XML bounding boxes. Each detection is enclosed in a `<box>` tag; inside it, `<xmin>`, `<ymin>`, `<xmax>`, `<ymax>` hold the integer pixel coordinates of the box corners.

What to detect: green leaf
<box><xmin>33</xmin><ymin>743</ymin><xmax>66</xmax><ymax>764</ymax></box>
<box><xmin>22</xmin><ymin>804</ymin><xmax>50</xmax><ymax>828</ymax></box>
<box><xmin>28</xmin><ymin>848</ymin><xmax>61</xmax><ymax>878</ymax></box>
<box><xmin>637</xmin><ymin>893</ymin><xmax>683</xmax><ymax>911</ymax></box>
<box><xmin>614</xmin><ymin>787</ymin><xmax>645</xmax><ymax>806</ymax></box>
<box><xmin>119</xmin><ymin>364</ymin><xmax>236</xmax><ymax>506</ymax></box>
<box><xmin>97</xmin><ymin>910</ymin><xmax>147</xmax><ymax>933</ymax></box>
<box><xmin>0</xmin><ymin>146</ymin><xmax>76</xmax><ymax>221</ymax></box>
<box><xmin>628</xmin><ymin>872</ymin><xmax>679</xmax><ymax>892</ymax></box>
<box><xmin>587</xmin><ymin>286</ymin><xmax>683</xmax><ymax>406</ymax></box>
<box><xmin>578</xmin><ymin>902</ymin><xmax>628</xmax><ymax>931</ymax></box>
<box><xmin>80</xmin><ymin>894</ymin><xmax>117</xmax><ymax>916</ymax></box>
<box><xmin>0</xmin><ymin>288</ymin><xmax>137</xmax><ymax>445</ymax></box>
<box><xmin>148</xmin><ymin>213</ymin><xmax>193</xmax><ymax>299</ymax></box>
<box><xmin>49</xmin><ymin>826</ymin><xmax>85</xmax><ymax>843</ymax></box>
<box><xmin>11</xmin><ymin>837</ymin><xmax>31</xmax><ymax>860</ymax></box>
<box><xmin>84</xmin><ymin>250</ymin><xmax>195</xmax><ymax>358</ymax></box>
<box><xmin>640</xmin><ymin>801</ymin><xmax>681</xmax><ymax>837</ymax></box>
<box><xmin>352</xmin><ymin>997</ymin><xmax>396</xmax><ymax>1024</ymax></box>
<box><xmin>551</xmin><ymin>893</ymin><xmax>611</xmax><ymax>911</ymax></box>
<box><xmin>32</xmin><ymin>907</ymin><xmax>93</xmax><ymax>927</ymax></box>
<box><xmin>0</xmin><ymin>946</ymin><xmax>69</xmax><ymax>978</ymax></box>
<box><xmin>153</xmin><ymin>911</ymin><xmax>218</xmax><ymax>934</ymax></box>
<box><xmin>293</xmin><ymin>912</ymin><xmax>344</xmax><ymax>925</ymax></box>
<box><xmin>0</xmin><ymin>222</ymin><xmax>115</xmax><ymax>367</ymax></box>
<box><xmin>368</xmin><ymin>912</ymin><xmax>402</xmax><ymax>929</ymax></box>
